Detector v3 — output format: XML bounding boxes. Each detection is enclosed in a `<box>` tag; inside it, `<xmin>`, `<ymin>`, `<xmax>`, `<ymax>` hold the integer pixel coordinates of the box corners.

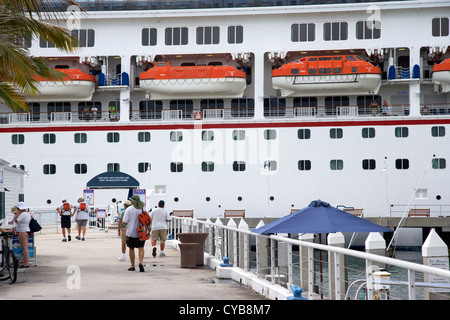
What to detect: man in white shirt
<box><xmin>123</xmin><ymin>195</ymin><xmax>147</xmax><ymax>272</ymax></box>
<box><xmin>150</xmin><ymin>200</ymin><xmax>172</xmax><ymax>257</ymax></box>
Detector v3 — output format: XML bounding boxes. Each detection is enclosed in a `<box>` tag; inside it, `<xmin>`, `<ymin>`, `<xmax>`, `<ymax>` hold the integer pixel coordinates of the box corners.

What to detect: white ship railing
<box><xmin>1</xmin><ymin>103</ymin><xmax>449</xmax><ymax>125</ymax></box>
<box><xmin>169</xmin><ymin>216</ymin><xmax>450</xmax><ymax>300</ymax></box>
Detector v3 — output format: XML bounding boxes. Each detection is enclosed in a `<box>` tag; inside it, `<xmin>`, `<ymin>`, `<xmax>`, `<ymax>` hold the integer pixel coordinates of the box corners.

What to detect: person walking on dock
<box><xmin>123</xmin><ymin>195</ymin><xmax>147</xmax><ymax>272</ymax></box>
<box><xmin>57</xmin><ymin>198</ymin><xmax>76</xmax><ymax>242</ymax></box>
<box><xmin>150</xmin><ymin>200</ymin><xmax>172</xmax><ymax>257</ymax></box>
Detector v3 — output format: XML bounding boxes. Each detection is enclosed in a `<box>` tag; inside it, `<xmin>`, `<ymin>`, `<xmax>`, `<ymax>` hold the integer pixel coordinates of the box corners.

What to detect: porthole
<box><xmin>237</xmin><ymin>196</ymin><xmax>242</xmax><ymax>201</ymax></box>
<box><xmin>206</xmin><ymin>197</ymin><xmax>211</xmax><ymax>202</ymax></box>
<box><xmin>47</xmin><ymin>199</ymin><xmax>52</xmax><ymax>204</ymax></box>
<box><xmin>174</xmin><ymin>197</ymin><xmax>179</xmax><ymax>202</ymax></box>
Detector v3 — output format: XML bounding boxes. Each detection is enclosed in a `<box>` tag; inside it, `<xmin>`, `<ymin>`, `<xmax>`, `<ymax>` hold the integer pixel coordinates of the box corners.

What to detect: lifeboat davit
<box><xmin>139</xmin><ymin>62</ymin><xmax>246</xmax><ymax>99</ymax></box>
<box><xmin>26</xmin><ymin>69</ymin><xmax>96</xmax><ymax>102</ymax></box>
<box><xmin>432</xmin><ymin>58</ymin><xmax>450</xmax><ymax>93</ymax></box>
<box><xmin>272</xmin><ymin>55</ymin><xmax>381</xmax><ymax>97</ymax></box>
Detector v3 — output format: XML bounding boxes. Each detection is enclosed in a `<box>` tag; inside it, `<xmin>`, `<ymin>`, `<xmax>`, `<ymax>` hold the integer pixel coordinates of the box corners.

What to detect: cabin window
<box><xmin>202</xmin><ymin>161</ymin><xmax>214</xmax><ymax>172</ymax></box>
<box><xmin>43</xmin><ymin>164</ymin><xmax>56</xmax><ymax>175</ymax></box>
<box><xmin>107</xmin><ymin>163</ymin><xmax>120</xmax><ymax>172</ymax></box>
<box><xmin>138</xmin><ymin>132</ymin><xmax>151</xmax><ymax>142</ymax></box>
<box><xmin>196</xmin><ymin>26</ymin><xmax>220</xmax><ymax>45</ymax></box>
<box><xmin>78</xmin><ymin>101</ymin><xmax>101</xmax><ymax>121</ymax></box>
<box><xmin>43</xmin><ymin>133</ymin><xmax>56</xmax><ymax>144</ymax></box>
<box><xmin>395</xmin><ymin>159</ymin><xmax>409</xmax><ymax>170</ymax></box>
<box><xmin>232</xmin><ymin>130</ymin><xmax>245</xmax><ymax>141</ymax></box>
<box><xmin>362</xmin><ymin>159</ymin><xmax>376</xmax><ymax>170</ymax></box>
<box><xmin>291</xmin><ymin>69</ymin><xmax>299</xmax><ymax>75</ymax></box>
<box><xmin>357</xmin><ymin>95</ymin><xmax>381</xmax><ymax>116</ymax></box>
<box><xmin>298</xmin><ymin>160</ymin><xmax>311</xmax><ymax>171</ymax></box>
<box><xmin>264</xmin><ymin>129</ymin><xmax>277</xmax><ymax>140</ymax></box>
<box><xmin>324</xmin><ymin>22</ymin><xmax>348</xmax><ymax>41</ymax></box>
<box><xmin>431</xmin><ymin>126</ymin><xmax>445</xmax><ymax>137</ymax></box>
<box><xmin>170</xmin><ymin>131</ymin><xmax>183</xmax><ymax>142</ymax></box>
<box><xmin>432</xmin><ymin>17</ymin><xmax>449</xmax><ymax>37</ymax></box>
<box><xmin>74</xmin><ymin>163</ymin><xmax>87</xmax><ymax>174</ymax></box>
<box><xmin>39</xmin><ymin>37</ymin><xmax>55</xmax><ymax>48</ymax></box>
<box><xmin>264</xmin><ymin>160</ymin><xmax>277</xmax><ymax>171</ymax></box>
<box><xmin>12</xmin><ymin>134</ymin><xmax>25</xmax><ymax>145</ymax></box>
<box><xmin>142</xmin><ymin>28</ymin><xmax>157</xmax><ymax>46</ymax></box>
<box><xmin>297</xmin><ymin>129</ymin><xmax>311</xmax><ymax>140</ymax></box>
<box><xmin>74</xmin><ymin>133</ymin><xmax>87</xmax><ymax>143</ymax></box>
<box><xmin>233</xmin><ymin>161</ymin><xmax>246</xmax><ymax>172</ymax></box>
<box><xmin>330</xmin><ymin>159</ymin><xmax>344</xmax><ymax>170</ymax></box>
<box><xmin>330</xmin><ymin>128</ymin><xmax>343</xmax><ymax>139</ymax></box>
<box><xmin>139</xmin><ymin>100</ymin><xmax>162</xmax><ymax>119</ymax></box>
<box><xmin>47</xmin><ymin>102</ymin><xmax>71</xmax><ymax>121</ymax></box>
<box><xmin>231</xmin><ymin>98</ymin><xmax>254</xmax><ymax>118</ymax></box>
<box><xmin>291</xmin><ymin>23</ymin><xmax>315</xmax><ymax>42</ymax></box>
<box><xmin>325</xmin><ymin>96</ymin><xmax>349</xmax><ymax>116</ymax></box>
<box><xmin>165</xmin><ymin>27</ymin><xmax>188</xmax><ymax>45</ymax></box>
<box><xmin>362</xmin><ymin>127</ymin><xmax>376</xmax><ymax>138</ymax></box>
<box><xmin>356</xmin><ymin>21</ymin><xmax>381</xmax><ymax>40</ymax></box>
<box><xmin>395</xmin><ymin>127</ymin><xmax>409</xmax><ymax>138</ymax></box>
<box><xmin>107</xmin><ymin>132</ymin><xmax>120</xmax><ymax>143</ymax></box>
<box><xmin>264</xmin><ymin>97</ymin><xmax>286</xmax><ymax>117</ymax></box>
<box><xmin>432</xmin><ymin>158</ymin><xmax>446</xmax><ymax>169</ymax></box>
<box><xmin>170</xmin><ymin>99</ymin><xmax>193</xmax><ymax>118</ymax></box>
<box><xmin>138</xmin><ymin>162</ymin><xmax>151</xmax><ymax>173</ymax></box>
<box><xmin>71</xmin><ymin>29</ymin><xmax>95</xmax><ymax>47</ymax></box>
<box><xmin>228</xmin><ymin>25</ymin><xmax>243</xmax><ymax>44</ymax></box>
<box><xmin>170</xmin><ymin>162</ymin><xmax>183</xmax><ymax>173</ymax></box>
<box><xmin>202</xmin><ymin>130</ymin><xmax>214</xmax><ymax>141</ymax></box>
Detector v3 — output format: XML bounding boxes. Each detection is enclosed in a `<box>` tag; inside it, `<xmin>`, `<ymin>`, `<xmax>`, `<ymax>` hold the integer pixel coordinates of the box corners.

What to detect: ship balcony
<box><xmin>2</xmin><ymin>103</ymin><xmax>450</xmax><ymax>125</ymax></box>
<box><xmin>97</xmin><ymin>72</ymin><xmax>129</xmax><ymax>90</ymax></box>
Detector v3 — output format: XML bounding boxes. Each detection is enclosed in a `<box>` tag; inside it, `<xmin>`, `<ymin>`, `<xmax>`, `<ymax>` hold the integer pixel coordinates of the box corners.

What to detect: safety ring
<box><xmin>194</xmin><ymin>111</ymin><xmax>203</xmax><ymax>120</ymax></box>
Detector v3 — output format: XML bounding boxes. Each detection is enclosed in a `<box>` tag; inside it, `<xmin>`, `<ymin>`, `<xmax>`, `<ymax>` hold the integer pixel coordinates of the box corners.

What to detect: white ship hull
<box><xmin>272</xmin><ymin>74</ymin><xmax>381</xmax><ymax>97</ymax></box>
<box><xmin>140</xmin><ymin>77</ymin><xmax>246</xmax><ymax>99</ymax></box>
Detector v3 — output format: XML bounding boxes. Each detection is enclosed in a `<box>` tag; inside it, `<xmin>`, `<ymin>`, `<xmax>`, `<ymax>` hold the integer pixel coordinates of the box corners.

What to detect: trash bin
<box><xmin>178</xmin><ymin>233</ymin><xmax>209</xmax><ymax>266</ymax></box>
<box><xmin>178</xmin><ymin>243</ymin><xmax>198</xmax><ymax>268</ymax></box>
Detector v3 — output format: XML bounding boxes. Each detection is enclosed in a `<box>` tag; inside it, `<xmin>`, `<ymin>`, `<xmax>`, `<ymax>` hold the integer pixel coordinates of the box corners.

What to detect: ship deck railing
<box><xmin>168</xmin><ymin>216</ymin><xmax>450</xmax><ymax>300</ymax></box>
<box><xmin>2</xmin><ymin>103</ymin><xmax>450</xmax><ymax>125</ymax></box>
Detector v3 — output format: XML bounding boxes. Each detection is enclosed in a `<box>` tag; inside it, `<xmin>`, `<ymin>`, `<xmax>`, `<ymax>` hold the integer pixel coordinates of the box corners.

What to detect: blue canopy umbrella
<box><xmin>253</xmin><ymin>200</ymin><xmax>392</xmax><ymax>234</ymax></box>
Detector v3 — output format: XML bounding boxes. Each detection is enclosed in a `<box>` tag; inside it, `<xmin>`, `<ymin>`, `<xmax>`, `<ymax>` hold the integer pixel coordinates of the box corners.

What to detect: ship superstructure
<box><xmin>1</xmin><ymin>0</ymin><xmax>449</xmax><ymax>228</ymax></box>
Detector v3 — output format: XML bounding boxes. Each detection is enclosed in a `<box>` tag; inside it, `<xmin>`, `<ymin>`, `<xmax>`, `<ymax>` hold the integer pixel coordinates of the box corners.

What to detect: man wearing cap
<box><xmin>56</xmin><ymin>198</ymin><xmax>76</xmax><ymax>242</ymax></box>
<box><xmin>122</xmin><ymin>195</ymin><xmax>147</xmax><ymax>272</ymax></box>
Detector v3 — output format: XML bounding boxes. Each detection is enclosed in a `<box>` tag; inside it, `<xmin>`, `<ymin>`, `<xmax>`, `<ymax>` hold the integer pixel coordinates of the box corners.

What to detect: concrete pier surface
<box><xmin>0</xmin><ymin>230</ymin><xmax>266</xmax><ymax>300</ymax></box>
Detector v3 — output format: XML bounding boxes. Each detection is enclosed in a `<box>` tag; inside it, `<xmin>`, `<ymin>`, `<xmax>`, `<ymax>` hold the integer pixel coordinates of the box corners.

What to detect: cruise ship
<box><xmin>1</xmin><ymin>0</ymin><xmax>450</xmax><ymax>237</ymax></box>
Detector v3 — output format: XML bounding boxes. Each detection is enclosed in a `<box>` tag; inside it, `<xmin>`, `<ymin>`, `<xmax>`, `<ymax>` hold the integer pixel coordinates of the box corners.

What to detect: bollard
<box><xmin>220</xmin><ymin>256</ymin><xmax>233</xmax><ymax>267</ymax></box>
<box><xmin>422</xmin><ymin>228</ymin><xmax>450</xmax><ymax>300</ymax></box>
<box><xmin>287</xmin><ymin>285</ymin><xmax>308</xmax><ymax>300</ymax></box>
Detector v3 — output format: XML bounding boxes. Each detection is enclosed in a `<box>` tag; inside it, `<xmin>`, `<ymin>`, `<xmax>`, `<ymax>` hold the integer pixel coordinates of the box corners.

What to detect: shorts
<box><xmin>61</xmin><ymin>215</ymin><xmax>71</xmax><ymax>229</ymax></box>
<box><xmin>77</xmin><ymin>220</ymin><xmax>88</xmax><ymax>227</ymax></box>
<box><xmin>151</xmin><ymin>229</ymin><xmax>168</xmax><ymax>242</ymax></box>
<box><xmin>126</xmin><ymin>236</ymin><xmax>145</xmax><ymax>249</ymax></box>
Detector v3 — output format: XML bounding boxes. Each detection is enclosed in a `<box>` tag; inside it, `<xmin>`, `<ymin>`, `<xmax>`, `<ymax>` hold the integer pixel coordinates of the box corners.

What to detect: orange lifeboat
<box><xmin>272</xmin><ymin>55</ymin><xmax>382</xmax><ymax>97</ymax></box>
<box><xmin>139</xmin><ymin>62</ymin><xmax>246</xmax><ymax>99</ymax></box>
<box><xmin>27</xmin><ymin>68</ymin><xmax>96</xmax><ymax>102</ymax></box>
<box><xmin>432</xmin><ymin>58</ymin><xmax>450</xmax><ymax>93</ymax></box>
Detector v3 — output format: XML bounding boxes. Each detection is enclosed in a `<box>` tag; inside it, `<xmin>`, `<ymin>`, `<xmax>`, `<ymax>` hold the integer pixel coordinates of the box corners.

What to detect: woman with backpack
<box><xmin>75</xmin><ymin>197</ymin><xmax>90</xmax><ymax>241</ymax></box>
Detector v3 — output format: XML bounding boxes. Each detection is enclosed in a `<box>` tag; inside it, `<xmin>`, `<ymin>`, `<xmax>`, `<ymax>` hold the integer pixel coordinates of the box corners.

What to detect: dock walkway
<box><xmin>0</xmin><ymin>230</ymin><xmax>266</xmax><ymax>300</ymax></box>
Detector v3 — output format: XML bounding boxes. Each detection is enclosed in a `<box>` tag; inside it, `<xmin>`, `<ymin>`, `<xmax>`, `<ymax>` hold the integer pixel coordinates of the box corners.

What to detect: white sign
<box><xmin>428</xmin><ymin>257</ymin><xmax>450</xmax><ymax>293</ymax></box>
